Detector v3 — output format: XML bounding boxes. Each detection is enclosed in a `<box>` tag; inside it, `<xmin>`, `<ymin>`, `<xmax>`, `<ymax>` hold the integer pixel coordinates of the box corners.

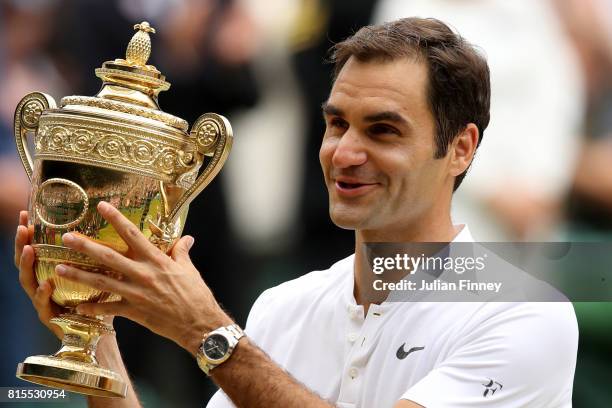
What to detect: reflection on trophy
<box><xmin>13</xmin><ymin>21</ymin><xmax>232</xmax><ymax>397</ymax></box>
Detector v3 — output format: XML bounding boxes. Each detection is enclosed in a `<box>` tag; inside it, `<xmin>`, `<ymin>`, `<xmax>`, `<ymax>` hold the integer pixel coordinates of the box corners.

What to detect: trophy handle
<box><xmin>167</xmin><ymin>113</ymin><xmax>233</xmax><ymax>222</ymax></box>
<box><xmin>14</xmin><ymin>92</ymin><xmax>57</xmax><ymax>181</ymax></box>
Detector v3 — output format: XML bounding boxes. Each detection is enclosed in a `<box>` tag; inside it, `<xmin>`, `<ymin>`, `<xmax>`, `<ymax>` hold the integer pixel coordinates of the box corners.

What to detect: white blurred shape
<box><xmin>223</xmin><ymin>0</ymin><xmax>306</xmax><ymax>252</ymax></box>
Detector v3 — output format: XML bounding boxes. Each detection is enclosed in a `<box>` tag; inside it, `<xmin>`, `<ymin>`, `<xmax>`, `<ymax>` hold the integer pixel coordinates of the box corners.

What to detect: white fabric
<box><xmin>207</xmin><ymin>226</ymin><xmax>578</xmax><ymax>407</ymax></box>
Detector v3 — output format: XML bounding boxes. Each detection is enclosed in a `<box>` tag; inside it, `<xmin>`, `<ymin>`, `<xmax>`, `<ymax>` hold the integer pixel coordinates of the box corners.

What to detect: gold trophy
<box><xmin>13</xmin><ymin>22</ymin><xmax>232</xmax><ymax>397</ymax></box>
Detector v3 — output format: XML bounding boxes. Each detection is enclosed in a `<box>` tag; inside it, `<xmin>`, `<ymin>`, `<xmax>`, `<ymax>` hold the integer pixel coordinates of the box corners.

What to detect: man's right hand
<box><xmin>15</xmin><ymin>211</ymin><xmax>139</xmax><ymax>408</ymax></box>
<box><xmin>15</xmin><ymin>210</ymin><xmax>63</xmax><ymax>339</ymax></box>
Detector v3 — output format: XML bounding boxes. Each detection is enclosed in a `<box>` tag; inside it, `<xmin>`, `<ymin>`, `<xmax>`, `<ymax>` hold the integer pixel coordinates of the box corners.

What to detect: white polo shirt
<box><xmin>207</xmin><ymin>227</ymin><xmax>578</xmax><ymax>407</ymax></box>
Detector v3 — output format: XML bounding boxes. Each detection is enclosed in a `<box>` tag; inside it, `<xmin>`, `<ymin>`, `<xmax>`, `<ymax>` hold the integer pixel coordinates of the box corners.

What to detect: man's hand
<box><xmin>15</xmin><ymin>211</ymin><xmax>63</xmax><ymax>339</ymax></box>
<box><xmin>15</xmin><ymin>210</ymin><xmax>141</xmax><ymax>408</ymax></box>
<box><xmin>40</xmin><ymin>202</ymin><xmax>336</xmax><ymax>408</ymax></box>
<box><xmin>56</xmin><ymin>201</ymin><xmax>233</xmax><ymax>355</ymax></box>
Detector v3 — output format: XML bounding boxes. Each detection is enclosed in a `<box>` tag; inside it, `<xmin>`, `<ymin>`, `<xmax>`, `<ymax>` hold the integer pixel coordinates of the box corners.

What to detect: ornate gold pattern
<box><xmin>196</xmin><ymin>121</ymin><xmax>220</xmax><ymax>153</ymax></box>
<box><xmin>52</xmin><ymin>314</ymin><xmax>113</xmax><ymax>334</ymax></box>
<box><xmin>35</xmin><ymin>115</ymin><xmax>199</xmax><ymax>183</ymax></box>
<box><xmin>61</xmin><ymin>96</ymin><xmax>188</xmax><ymax>131</ymax></box>
<box><xmin>22</xmin><ymin>100</ymin><xmax>45</xmax><ymax>127</ymax></box>
<box><xmin>14</xmin><ymin>92</ymin><xmax>57</xmax><ymax>180</ymax></box>
<box><xmin>95</xmin><ymin>67</ymin><xmax>170</xmax><ymax>94</ymax></box>
<box><xmin>33</xmin><ymin>244</ymin><xmax>122</xmax><ymax>308</ymax></box>
<box><xmin>33</xmin><ymin>244</ymin><xmax>98</xmax><ymax>267</ymax></box>
<box><xmin>170</xmin><ymin>113</ymin><xmax>233</xmax><ymax>220</ymax></box>
<box><xmin>148</xmin><ymin>215</ymin><xmax>181</xmax><ymax>252</ymax></box>
<box><xmin>126</xmin><ymin>22</ymin><xmax>155</xmax><ymax>66</ymax></box>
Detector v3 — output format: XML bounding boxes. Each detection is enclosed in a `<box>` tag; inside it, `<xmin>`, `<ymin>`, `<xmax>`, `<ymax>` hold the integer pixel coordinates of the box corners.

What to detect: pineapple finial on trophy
<box><xmin>126</xmin><ymin>21</ymin><xmax>156</xmax><ymax>66</ymax></box>
<box><xmin>94</xmin><ymin>20</ymin><xmax>169</xmax><ymax>102</ymax></box>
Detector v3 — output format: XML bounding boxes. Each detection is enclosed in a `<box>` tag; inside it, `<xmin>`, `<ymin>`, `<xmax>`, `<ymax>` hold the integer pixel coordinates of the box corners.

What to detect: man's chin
<box><xmin>329</xmin><ymin>209</ymin><xmax>364</xmax><ymax>231</ymax></box>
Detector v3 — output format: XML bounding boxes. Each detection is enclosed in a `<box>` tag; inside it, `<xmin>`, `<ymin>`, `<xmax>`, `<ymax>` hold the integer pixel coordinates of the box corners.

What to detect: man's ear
<box><xmin>449</xmin><ymin>123</ymin><xmax>479</xmax><ymax>177</ymax></box>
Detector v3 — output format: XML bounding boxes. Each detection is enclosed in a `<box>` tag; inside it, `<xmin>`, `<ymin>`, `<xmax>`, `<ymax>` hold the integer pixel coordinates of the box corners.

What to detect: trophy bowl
<box><xmin>13</xmin><ymin>22</ymin><xmax>232</xmax><ymax>398</ymax></box>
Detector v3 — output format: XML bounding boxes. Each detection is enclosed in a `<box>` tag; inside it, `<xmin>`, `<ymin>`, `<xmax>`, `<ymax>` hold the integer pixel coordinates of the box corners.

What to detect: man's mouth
<box><xmin>334</xmin><ymin>179</ymin><xmax>378</xmax><ymax>197</ymax></box>
<box><xmin>337</xmin><ymin>181</ymin><xmax>364</xmax><ymax>189</ymax></box>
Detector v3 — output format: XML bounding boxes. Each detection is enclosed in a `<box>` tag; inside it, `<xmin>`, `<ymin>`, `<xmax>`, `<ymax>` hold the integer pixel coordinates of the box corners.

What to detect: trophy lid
<box><xmin>60</xmin><ymin>21</ymin><xmax>189</xmax><ymax>132</ymax></box>
<box><xmin>95</xmin><ymin>22</ymin><xmax>170</xmax><ymax>97</ymax></box>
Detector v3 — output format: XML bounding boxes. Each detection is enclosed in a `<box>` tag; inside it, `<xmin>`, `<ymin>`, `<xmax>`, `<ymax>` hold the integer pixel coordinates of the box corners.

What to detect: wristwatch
<box><xmin>196</xmin><ymin>324</ymin><xmax>245</xmax><ymax>375</ymax></box>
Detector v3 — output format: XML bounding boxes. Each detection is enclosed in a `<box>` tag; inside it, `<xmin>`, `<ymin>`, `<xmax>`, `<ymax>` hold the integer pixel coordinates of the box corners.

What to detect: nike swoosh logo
<box><xmin>396</xmin><ymin>343</ymin><xmax>425</xmax><ymax>360</ymax></box>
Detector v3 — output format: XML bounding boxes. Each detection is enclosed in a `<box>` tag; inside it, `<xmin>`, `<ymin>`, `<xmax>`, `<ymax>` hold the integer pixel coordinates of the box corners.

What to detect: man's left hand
<box><xmin>56</xmin><ymin>201</ymin><xmax>233</xmax><ymax>355</ymax></box>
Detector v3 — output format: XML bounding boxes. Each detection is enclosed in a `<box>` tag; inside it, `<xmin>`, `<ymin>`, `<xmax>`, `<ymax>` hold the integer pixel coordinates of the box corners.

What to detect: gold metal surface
<box><xmin>60</xmin><ymin>96</ymin><xmax>189</xmax><ymax>131</ymax></box>
<box><xmin>35</xmin><ymin>178</ymin><xmax>90</xmax><ymax>229</ymax></box>
<box><xmin>13</xmin><ymin>21</ymin><xmax>233</xmax><ymax>397</ymax></box>
<box><xmin>14</xmin><ymin>92</ymin><xmax>57</xmax><ymax>180</ymax></box>
<box><xmin>126</xmin><ymin>22</ymin><xmax>155</xmax><ymax>66</ymax></box>
<box><xmin>17</xmin><ymin>314</ymin><xmax>126</xmax><ymax>398</ymax></box>
<box><xmin>34</xmin><ymin>109</ymin><xmax>198</xmax><ymax>184</ymax></box>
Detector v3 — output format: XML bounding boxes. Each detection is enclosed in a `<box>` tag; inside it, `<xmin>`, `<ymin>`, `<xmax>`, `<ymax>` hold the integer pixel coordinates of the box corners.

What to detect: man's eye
<box><xmin>369</xmin><ymin>123</ymin><xmax>399</xmax><ymax>136</ymax></box>
<box><xmin>329</xmin><ymin>118</ymin><xmax>348</xmax><ymax>130</ymax></box>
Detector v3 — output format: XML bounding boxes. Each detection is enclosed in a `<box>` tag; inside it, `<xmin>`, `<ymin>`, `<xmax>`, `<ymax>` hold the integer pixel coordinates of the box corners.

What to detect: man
<box><xmin>15</xmin><ymin>18</ymin><xmax>577</xmax><ymax>407</ymax></box>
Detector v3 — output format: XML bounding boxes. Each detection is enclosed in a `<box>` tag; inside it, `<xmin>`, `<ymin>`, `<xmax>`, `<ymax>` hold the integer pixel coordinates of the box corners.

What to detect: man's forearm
<box><xmin>87</xmin><ymin>335</ymin><xmax>142</xmax><ymax>408</ymax></box>
<box><xmin>210</xmin><ymin>337</ymin><xmax>334</xmax><ymax>408</ymax></box>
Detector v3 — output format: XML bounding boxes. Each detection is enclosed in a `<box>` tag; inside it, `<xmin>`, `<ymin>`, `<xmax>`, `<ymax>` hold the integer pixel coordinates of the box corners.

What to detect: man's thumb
<box><xmin>172</xmin><ymin>235</ymin><xmax>194</xmax><ymax>263</ymax></box>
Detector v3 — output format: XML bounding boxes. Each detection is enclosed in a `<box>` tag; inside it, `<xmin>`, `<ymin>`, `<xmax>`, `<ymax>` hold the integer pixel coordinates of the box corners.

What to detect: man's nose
<box><xmin>331</xmin><ymin>130</ymin><xmax>367</xmax><ymax>168</ymax></box>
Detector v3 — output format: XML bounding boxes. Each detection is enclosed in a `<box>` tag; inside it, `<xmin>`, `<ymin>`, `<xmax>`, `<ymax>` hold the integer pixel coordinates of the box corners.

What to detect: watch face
<box><xmin>203</xmin><ymin>334</ymin><xmax>230</xmax><ymax>361</ymax></box>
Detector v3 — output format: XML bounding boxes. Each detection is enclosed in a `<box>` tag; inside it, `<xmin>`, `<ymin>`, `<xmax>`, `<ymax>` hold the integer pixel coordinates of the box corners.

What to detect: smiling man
<box><xmin>15</xmin><ymin>18</ymin><xmax>577</xmax><ymax>407</ymax></box>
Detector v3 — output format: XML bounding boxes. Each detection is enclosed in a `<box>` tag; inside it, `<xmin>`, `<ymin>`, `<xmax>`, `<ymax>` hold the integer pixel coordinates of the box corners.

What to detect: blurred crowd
<box><xmin>1</xmin><ymin>0</ymin><xmax>611</xmax><ymax>406</ymax></box>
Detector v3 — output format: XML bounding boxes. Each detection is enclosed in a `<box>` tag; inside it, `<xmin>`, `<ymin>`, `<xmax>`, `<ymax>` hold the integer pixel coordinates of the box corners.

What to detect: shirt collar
<box><xmin>452</xmin><ymin>224</ymin><xmax>474</xmax><ymax>242</ymax></box>
<box><xmin>342</xmin><ymin>224</ymin><xmax>474</xmax><ymax>308</ymax></box>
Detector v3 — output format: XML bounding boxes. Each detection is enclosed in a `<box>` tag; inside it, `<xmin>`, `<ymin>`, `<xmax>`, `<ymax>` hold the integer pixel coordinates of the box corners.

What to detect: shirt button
<box><xmin>349</xmin><ymin>367</ymin><xmax>359</xmax><ymax>379</ymax></box>
<box><xmin>347</xmin><ymin>333</ymin><xmax>358</xmax><ymax>343</ymax></box>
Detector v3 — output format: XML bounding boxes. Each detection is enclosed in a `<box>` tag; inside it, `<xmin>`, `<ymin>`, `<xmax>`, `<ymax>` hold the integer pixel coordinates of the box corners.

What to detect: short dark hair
<box><xmin>330</xmin><ymin>17</ymin><xmax>490</xmax><ymax>191</ymax></box>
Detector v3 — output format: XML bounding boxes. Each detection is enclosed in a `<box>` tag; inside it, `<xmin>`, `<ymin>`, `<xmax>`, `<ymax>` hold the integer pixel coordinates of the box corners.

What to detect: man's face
<box><xmin>320</xmin><ymin>56</ymin><xmax>453</xmax><ymax>235</ymax></box>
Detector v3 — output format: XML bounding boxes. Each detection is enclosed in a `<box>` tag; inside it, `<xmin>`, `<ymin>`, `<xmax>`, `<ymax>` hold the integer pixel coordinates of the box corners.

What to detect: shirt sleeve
<box><xmin>243</xmin><ymin>288</ymin><xmax>275</xmax><ymax>336</ymax></box>
<box><xmin>401</xmin><ymin>302</ymin><xmax>578</xmax><ymax>408</ymax></box>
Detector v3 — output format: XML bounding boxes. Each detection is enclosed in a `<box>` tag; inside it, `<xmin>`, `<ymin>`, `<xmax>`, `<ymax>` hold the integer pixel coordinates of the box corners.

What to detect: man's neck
<box><xmin>352</xmin><ymin>217</ymin><xmax>460</xmax><ymax>315</ymax></box>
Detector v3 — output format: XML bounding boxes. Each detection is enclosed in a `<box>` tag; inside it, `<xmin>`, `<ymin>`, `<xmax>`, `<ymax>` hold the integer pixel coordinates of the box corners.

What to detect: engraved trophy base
<box><xmin>16</xmin><ymin>314</ymin><xmax>127</xmax><ymax>398</ymax></box>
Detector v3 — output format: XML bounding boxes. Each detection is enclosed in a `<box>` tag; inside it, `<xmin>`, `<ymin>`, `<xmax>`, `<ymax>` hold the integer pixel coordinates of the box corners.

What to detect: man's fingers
<box><xmin>76</xmin><ymin>300</ymin><xmax>130</xmax><ymax>318</ymax></box>
<box><xmin>96</xmin><ymin>201</ymin><xmax>158</xmax><ymax>258</ymax></box>
<box><xmin>14</xmin><ymin>225</ymin><xmax>29</xmax><ymax>269</ymax></box>
<box><xmin>15</xmin><ymin>210</ymin><xmax>33</xmax><ymax>269</ymax></box>
<box><xmin>19</xmin><ymin>245</ymin><xmax>37</xmax><ymax>299</ymax></box>
<box><xmin>170</xmin><ymin>235</ymin><xmax>195</xmax><ymax>265</ymax></box>
<box><xmin>19</xmin><ymin>210</ymin><xmax>28</xmax><ymax>227</ymax></box>
<box><xmin>34</xmin><ymin>280</ymin><xmax>54</xmax><ymax>318</ymax></box>
<box><xmin>61</xmin><ymin>232</ymin><xmax>140</xmax><ymax>278</ymax></box>
<box><xmin>56</xmin><ymin>264</ymin><xmax>136</xmax><ymax>299</ymax></box>
<box><xmin>34</xmin><ymin>280</ymin><xmax>64</xmax><ymax>339</ymax></box>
